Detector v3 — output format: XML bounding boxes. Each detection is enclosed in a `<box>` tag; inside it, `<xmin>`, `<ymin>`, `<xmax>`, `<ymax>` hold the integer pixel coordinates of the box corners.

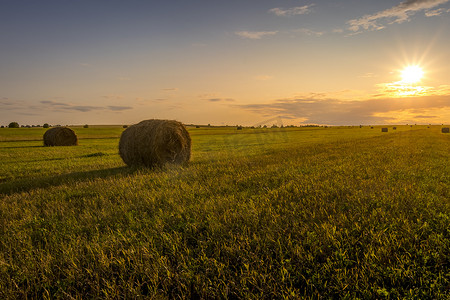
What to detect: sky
<box><xmin>1</xmin><ymin>0</ymin><xmax>450</xmax><ymax>126</ymax></box>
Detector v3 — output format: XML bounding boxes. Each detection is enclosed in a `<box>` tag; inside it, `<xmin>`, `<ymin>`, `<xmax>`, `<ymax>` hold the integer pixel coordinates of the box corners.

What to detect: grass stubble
<box><xmin>0</xmin><ymin>126</ymin><xmax>449</xmax><ymax>298</ymax></box>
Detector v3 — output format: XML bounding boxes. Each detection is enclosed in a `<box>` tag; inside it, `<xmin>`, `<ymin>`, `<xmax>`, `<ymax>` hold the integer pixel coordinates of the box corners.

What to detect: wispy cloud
<box><xmin>294</xmin><ymin>28</ymin><xmax>324</xmax><ymax>37</ymax></box>
<box><xmin>347</xmin><ymin>0</ymin><xmax>450</xmax><ymax>32</ymax></box>
<box><xmin>207</xmin><ymin>98</ymin><xmax>235</xmax><ymax>102</ymax></box>
<box><xmin>107</xmin><ymin>106</ymin><xmax>133</xmax><ymax>111</ymax></box>
<box><xmin>235</xmin><ymin>31</ymin><xmax>278</xmax><ymax>39</ymax></box>
<box><xmin>40</xmin><ymin>100</ymin><xmax>70</xmax><ymax>106</ymax></box>
<box><xmin>269</xmin><ymin>5</ymin><xmax>315</xmax><ymax>17</ymax></box>
<box><xmin>238</xmin><ymin>93</ymin><xmax>450</xmax><ymax>125</ymax></box>
<box><xmin>40</xmin><ymin>100</ymin><xmax>132</xmax><ymax>112</ymax></box>
<box><xmin>425</xmin><ymin>7</ymin><xmax>450</xmax><ymax>16</ymax></box>
<box><xmin>1</xmin><ymin>98</ymin><xmax>19</xmax><ymax>110</ymax></box>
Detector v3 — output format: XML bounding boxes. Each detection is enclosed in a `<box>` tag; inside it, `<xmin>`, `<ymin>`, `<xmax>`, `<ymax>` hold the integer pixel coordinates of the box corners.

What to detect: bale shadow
<box><xmin>0</xmin><ymin>145</ymin><xmax>44</xmax><ymax>149</ymax></box>
<box><xmin>0</xmin><ymin>166</ymin><xmax>137</xmax><ymax>196</ymax></box>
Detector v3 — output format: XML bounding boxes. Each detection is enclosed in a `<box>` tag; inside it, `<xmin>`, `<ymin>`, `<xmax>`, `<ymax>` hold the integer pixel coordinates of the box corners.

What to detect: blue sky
<box><xmin>1</xmin><ymin>0</ymin><xmax>450</xmax><ymax>126</ymax></box>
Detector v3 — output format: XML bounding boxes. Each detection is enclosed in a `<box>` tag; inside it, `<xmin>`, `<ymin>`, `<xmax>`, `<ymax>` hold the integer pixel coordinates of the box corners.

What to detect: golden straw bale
<box><xmin>43</xmin><ymin>127</ymin><xmax>78</xmax><ymax>146</ymax></box>
<box><xmin>119</xmin><ymin>119</ymin><xmax>191</xmax><ymax>167</ymax></box>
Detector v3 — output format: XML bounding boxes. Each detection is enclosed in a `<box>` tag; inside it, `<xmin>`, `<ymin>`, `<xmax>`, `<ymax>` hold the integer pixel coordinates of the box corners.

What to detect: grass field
<box><xmin>0</xmin><ymin>125</ymin><xmax>449</xmax><ymax>298</ymax></box>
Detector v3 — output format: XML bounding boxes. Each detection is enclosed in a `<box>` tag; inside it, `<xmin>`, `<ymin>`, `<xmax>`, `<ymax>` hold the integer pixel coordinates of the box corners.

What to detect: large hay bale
<box><xmin>43</xmin><ymin>127</ymin><xmax>78</xmax><ymax>146</ymax></box>
<box><xmin>381</xmin><ymin>128</ymin><xmax>388</xmax><ymax>132</ymax></box>
<box><xmin>119</xmin><ymin>119</ymin><xmax>191</xmax><ymax>167</ymax></box>
<box><xmin>442</xmin><ymin>127</ymin><xmax>449</xmax><ymax>133</ymax></box>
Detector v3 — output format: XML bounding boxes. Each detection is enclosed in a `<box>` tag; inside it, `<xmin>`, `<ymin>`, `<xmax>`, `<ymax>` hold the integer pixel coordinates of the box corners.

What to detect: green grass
<box><xmin>0</xmin><ymin>125</ymin><xmax>449</xmax><ymax>298</ymax></box>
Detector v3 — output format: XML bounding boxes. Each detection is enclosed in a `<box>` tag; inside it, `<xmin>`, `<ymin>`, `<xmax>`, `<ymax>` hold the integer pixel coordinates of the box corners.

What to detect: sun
<box><xmin>400</xmin><ymin>65</ymin><xmax>424</xmax><ymax>84</ymax></box>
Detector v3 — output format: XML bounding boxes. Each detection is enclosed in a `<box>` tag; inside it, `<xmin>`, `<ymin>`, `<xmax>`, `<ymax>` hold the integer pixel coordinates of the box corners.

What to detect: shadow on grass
<box><xmin>0</xmin><ymin>145</ymin><xmax>44</xmax><ymax>149</ymax></box>
<box><xmin>0</xmin><ymin>166</ymin><xmax>138</xmax><ymax>196</ymax></box>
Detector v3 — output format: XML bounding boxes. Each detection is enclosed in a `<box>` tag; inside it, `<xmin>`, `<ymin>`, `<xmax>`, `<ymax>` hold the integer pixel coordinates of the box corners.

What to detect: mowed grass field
<box><xmin>0</xmin><ymin>125</ymin><xmax>449</xmax><ymax>298</ymax></box>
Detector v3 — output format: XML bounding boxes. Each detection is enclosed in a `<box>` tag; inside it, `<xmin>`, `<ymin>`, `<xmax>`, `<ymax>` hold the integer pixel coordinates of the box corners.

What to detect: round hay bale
<box><xmin>119</xmin><ymin>119</ymin><xmax>191</xmax><ymax>167</ymax></box>
<box><xmin>381</xmin><ymin>128</ymin><xmax>388</xmax><ymax>132</ymax></box>
<box><xmin>43</xmin><ymin>127</ymin><xmax>78</xmax><ymax>146</ymax></box>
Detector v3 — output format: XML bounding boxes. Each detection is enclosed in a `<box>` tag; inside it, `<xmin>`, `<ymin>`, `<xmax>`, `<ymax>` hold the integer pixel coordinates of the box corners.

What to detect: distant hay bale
<box><xmin>381</xmin><ymin>128</ymin><xmax>388</xmax><ymax>132</ymax></box>
<box><xmin>119</xmin><ymin>119</ymin><xmax>191</xmax><ymax>167</ymax></box>
<box><xmin>442</xmin><ymin>127</ymin><xmax>450</xmax><ymax>133</ymax></box>
<box><xmin>43</xmin><ymin>127</ymin><xmax>78</xmax><ymax>146</ymax></box>
<box><xmin>393</xmin><ymin>127</ymin><xmax>397</xmax><ymax>130</ymax></box>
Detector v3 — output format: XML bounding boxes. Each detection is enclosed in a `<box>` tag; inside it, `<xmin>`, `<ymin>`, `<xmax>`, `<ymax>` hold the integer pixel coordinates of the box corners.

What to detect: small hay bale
<box><xmin>393</xmin><ymin>127</ymin><xmax>397</xmax><ymax>130</ymax></box>
<box><xmin>44</xmin><ymin>127</ymin><xmax>78</xmax><ymax>146</ymax></box>
<box><xmin>442</xmin><ymin>127</ymin><xmax>450</xmax><ymax>133</ymax></box>
<box><xmin>381</xmin><ymin>128</ymin><xmax>388</xmax><ymax>132</ymax></box>
<box><xmin>119</xmin><ymin>119</ymin><xmax>191</xmax><ymax>167</ymax></box>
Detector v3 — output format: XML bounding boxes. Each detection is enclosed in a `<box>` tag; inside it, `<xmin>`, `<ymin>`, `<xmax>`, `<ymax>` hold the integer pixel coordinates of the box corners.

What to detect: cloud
<box><xmin>69</xmin><ymin>106</ymin><xmax>102</xmax><ymax>112</ymax></box>
<box><xmin>294</xmin><ymin>28</ymin><xmax>324</xmax><ymax>37</ymax></box>
<box><xmin>415</xmin><ymin>115</ymin><xmax>436</xmax><ymax>118</ymax></box>
<box><xmin>235</xmin><ymin>31</ymin><xmax>278</xmax><ymax>39</ymax></box>
<box><xmin>40</xmin><ymin>100</ymin><xmax>132</xmax><ymax>112</ymax></box>
<box><xmin>0</xmin><ymin>98</ymin><xmax>20</xmax><ymax>110</ymax></box>
<box><xmin>107</xmin><ymin>106</ymin><xmax>133</xmax><ymax>111</ymax></box>
<box><xmin>162</xmin><ymin>88</ymin><xmax>179</xmax><ymax>91</ymax></box>
<box><xmin>40</xmin><ymin>100</ymin><xmax>70</xmax><ymax>106</ymax></box>
<box><xmin>425</xmin><ymin>7</ymin><xmax>450</xmax><ymax>15</ymax></box>
<box><xmin>269</xmin><ymin>5</ymin><xmax>315</xmax><ymax>16</ymax></box>
<box><xmin>238</xmin><ymin>94</ymin><xmax>450</xmax><ymax>125</ymax></box>
<box><xmin>347</xmin><ymin>0</ymin><xmax>450</xmax><ymax>32</ymax></box>
<box><xmin>207</xmin><ymin>98</ymin><xmax>235</xmax><ymax>102</ymax></box>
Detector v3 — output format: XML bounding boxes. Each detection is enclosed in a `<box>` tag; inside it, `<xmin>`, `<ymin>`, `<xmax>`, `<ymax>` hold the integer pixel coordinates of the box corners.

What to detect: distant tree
<box><xmin>123</xmin><ymin>125</ymin><xmax>128</xmax><ymax>128</ymax></box>
<box><xmin>83</xmin><ymin>124</ymin><xmax>89</xmax><ymax>128</ymax></box>
<box><xmin>43</xmin><ymin>123</ymin><xmax>49</xmax><ymax>128</ymax></box>
<box><xmin>1</xmin><ymin>125</ymin><xmax>4</xmax><ymax>128</ymax></box>
<box><xmin>8</xmin><ymin>122</ymin><xmax>19</xmax><ymax>128</ymax></box>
